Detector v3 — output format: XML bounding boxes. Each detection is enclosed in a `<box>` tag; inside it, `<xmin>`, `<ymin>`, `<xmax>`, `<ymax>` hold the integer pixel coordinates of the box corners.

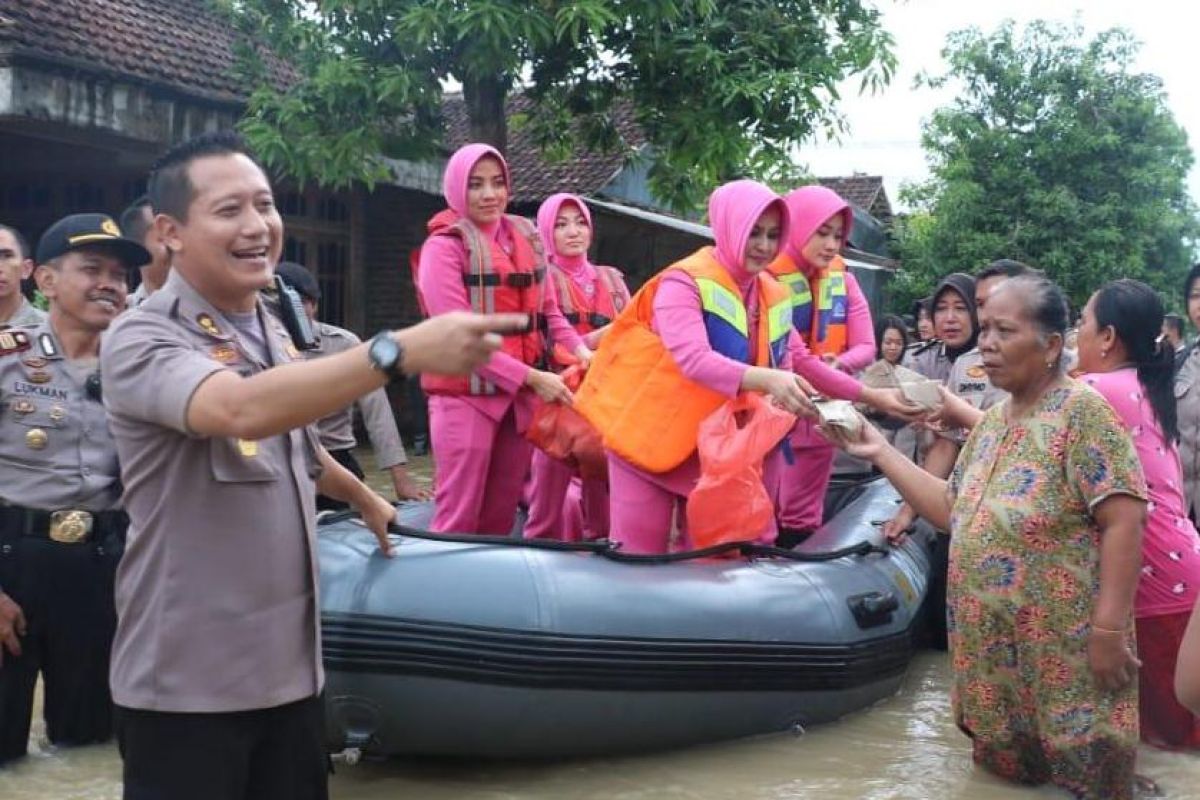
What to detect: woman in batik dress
<box><xmin>827</xmin><ymin>275</ymin><xmax>1148</xmax><ymax>799</ymax></box>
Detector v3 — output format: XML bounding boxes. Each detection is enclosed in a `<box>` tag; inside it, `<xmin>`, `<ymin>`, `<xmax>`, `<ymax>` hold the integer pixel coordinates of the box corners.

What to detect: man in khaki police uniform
<box><xmin>274</xmin><ymin>261</ymin><xmax>431</xmax><ymax>507</ymax></box>
<box><xmin>0</xmin><ymin>213</ymin><xmax>144</xmax><ymax>763</ymax></box>
<box><xmin>101</xmin><ymin>131</ymin><xmax>522</xmax><ymax>800</ymax></box>
<box><xmin>0</xmin><ymin>224</ymin><xmax>46</xmax><ymax>328</ymax></box>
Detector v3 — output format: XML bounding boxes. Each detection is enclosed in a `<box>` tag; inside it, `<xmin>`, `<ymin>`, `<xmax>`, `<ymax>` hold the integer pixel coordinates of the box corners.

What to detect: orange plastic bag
<box><xmin>526</xmin><ymin>364</ymin><xmax>607</xmax><ymax>480</ymax></box>
<box><xmin>686</xmin><ymin>393</ymin><xmax>796</xmax><ymax>549</ymax></box>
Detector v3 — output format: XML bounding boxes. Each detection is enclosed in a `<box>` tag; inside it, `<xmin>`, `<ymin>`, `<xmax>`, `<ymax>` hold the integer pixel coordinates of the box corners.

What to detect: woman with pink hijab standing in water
<box><xmin>416</xmin><ymin>144</ymin><xmax>590</xmax><ymax>534</ymax></box>
<box><xmin>524</xmin><ymin>193</ymin><xmax>631</xmax><ymax>541</ymax></box>
<box><xmin>767</xmin><ymin>186</ymin><xmax>879</xmax><ymax>543</ymax></box>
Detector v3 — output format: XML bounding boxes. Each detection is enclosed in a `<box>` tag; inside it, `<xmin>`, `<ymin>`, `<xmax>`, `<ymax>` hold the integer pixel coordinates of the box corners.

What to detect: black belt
<box><xmin>563</xmin><ymin>312</ymin><xmax>612</xmax><ymax>328</ymax></box>
<box><xmin>505</xmin><ymin>313</ymin><xmax>545</xmax><ymax>335</ymax></box>
<box><xmin>0</xmin><ymin>505</ymin><xmax>128</xmax><ymax>544</ymax></box>
<box><xmin>462</xmin><ymin>268</ymin><xmax>545</xmax><ymax>289</ymax></box>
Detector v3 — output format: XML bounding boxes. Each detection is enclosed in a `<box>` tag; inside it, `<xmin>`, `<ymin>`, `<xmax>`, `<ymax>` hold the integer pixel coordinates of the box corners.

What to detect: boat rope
<box><xmin>318</xmin><ymin>511</ymin><xmax>889</xmax><ymax>564</ymax></box>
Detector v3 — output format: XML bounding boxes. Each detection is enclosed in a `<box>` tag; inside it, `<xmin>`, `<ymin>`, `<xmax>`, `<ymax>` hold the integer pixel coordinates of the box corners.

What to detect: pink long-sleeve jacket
<box><xmin>782</xmin><ymin>186</ymin><xmax>876</xmax><ymax>373</ymax></box>
<box><xmin>417</xmin><ymin>143</ymin><xmax>583</xmax><ymax>427</ymax></box>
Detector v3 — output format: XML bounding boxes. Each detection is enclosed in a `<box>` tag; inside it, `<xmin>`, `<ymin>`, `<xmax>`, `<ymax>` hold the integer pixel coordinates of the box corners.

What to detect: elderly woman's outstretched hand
<box><xmin>927</xmin><ymin>386</ymin><xmax>985</xmax><ymax>431</ymax></box>
<box><xmin>860</xmin><ymin>387</ymin><xmax>925</xmax><ymax>423</ymax></box>
<box><xmin>820</xmin><ymin>409</ymin><xmax>888</xmax><ymax>462</ymax></box>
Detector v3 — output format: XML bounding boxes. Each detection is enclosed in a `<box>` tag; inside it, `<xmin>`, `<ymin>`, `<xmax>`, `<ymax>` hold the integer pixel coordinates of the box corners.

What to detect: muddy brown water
<box><xmin>3</xmin><ymin>457</ymin><xmax>1199</xmax><ymax>798</ymax></box>
<box><xmin>4</xmin><ymin>654</ymin><xmax>1200</xmax><ymax>799</ymax></box>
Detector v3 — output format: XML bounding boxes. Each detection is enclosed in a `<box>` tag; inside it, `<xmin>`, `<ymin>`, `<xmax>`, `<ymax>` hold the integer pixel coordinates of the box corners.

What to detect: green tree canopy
<box><xmin>222</xmin><ymin>0</ymin><xmax>895</xmax><ymax>210</ymax></box>
<box><xmin>893</xmin><ymin>20</ymin><xmax>1199</xmax><ymax>313</ymax></box>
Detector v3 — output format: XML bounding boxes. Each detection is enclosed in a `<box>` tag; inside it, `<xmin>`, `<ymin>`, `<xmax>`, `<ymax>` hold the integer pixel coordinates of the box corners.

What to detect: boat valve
<box><xmin>328</xmin><ymin>695</ymin><xmax>380</xmax><ymax>767</ymax></box>
<box><xmin>330</xmin><ymin>747</ymin><xmax>362</xmax><ymax>766</ymax></box>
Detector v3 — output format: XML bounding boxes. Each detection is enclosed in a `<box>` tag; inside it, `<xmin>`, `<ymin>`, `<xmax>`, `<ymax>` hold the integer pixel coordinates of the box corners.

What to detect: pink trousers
<box><xmin>524</xmin><ymin>451</ymin><xmax>609</xmax><ymax>541</ymax></box>
<box><xmin>607</xmin><ymin>452</ymin><xmax>778</xmax><ymax>554</ymax></box>
<box><xmin>768</xmin><ymin>423</ymin><xmax>836</xmax><ymax>531</ymax></box>
<box><xmin>607</xmin><ymin>453</ymin><xmax>690</xmax><ymax>555</ymax></box>
<box><xmin>429</xmin><ymin>396</ymin><xmax>532</xmax><ymax>535</ymax></box>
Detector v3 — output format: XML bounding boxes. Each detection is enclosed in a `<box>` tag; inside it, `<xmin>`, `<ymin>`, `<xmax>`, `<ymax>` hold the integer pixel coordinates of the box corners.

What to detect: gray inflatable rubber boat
<box><xmin>318</xmin><ymin>475</ymin><xmax>934</xmax><ymax>759</ymax></box>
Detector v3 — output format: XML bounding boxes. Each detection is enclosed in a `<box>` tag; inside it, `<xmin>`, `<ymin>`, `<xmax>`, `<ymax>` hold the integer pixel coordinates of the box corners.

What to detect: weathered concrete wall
<box><xmin>0</xmin><ymin>64</ymin><xmax>236</xmax><ymax>145</ymax></box>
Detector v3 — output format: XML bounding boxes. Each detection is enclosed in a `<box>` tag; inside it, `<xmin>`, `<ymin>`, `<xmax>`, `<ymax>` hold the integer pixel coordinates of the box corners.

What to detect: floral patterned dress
<box><xmin>947</xmin><ymin>381</ymin><xmax>1147</xmax><ymax>799</ymax></box>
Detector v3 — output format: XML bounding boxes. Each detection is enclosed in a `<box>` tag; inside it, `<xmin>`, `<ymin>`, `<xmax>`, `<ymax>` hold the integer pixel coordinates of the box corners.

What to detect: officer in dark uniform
<box><xmin>0</xmin><ymin>213</ymin><xmax>145</xmax><ymax>762</ymax></box>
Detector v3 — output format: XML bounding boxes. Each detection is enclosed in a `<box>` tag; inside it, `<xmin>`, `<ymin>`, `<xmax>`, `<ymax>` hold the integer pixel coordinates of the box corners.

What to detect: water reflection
<box><xmin>4</xmin><ymin>654</ymin><xmax>1198</xmax><ymax>799</ymax></box>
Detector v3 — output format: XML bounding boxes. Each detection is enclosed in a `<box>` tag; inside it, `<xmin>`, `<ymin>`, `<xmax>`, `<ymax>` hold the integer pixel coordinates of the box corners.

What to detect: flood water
<box><xmin>4</xmin><ymin>455</ymin><xmax>1200</xmax><ymax>798</ymax></box>
<box><xmin>3</xmin><ymin>653</ymin><xmax>1200</xmax><ymax>799</ymax></box>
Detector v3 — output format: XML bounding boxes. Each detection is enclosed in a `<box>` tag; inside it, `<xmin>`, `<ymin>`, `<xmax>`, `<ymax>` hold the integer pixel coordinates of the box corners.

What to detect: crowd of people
<box><xmin>2</xmin><ymin>130</ymin><xmax>1200</xmax><ymax>800</ymax></box>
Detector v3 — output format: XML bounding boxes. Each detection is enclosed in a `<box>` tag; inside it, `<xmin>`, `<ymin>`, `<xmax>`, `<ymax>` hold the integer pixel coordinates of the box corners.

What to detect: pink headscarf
<box><xmin>783</xmin><ymin>185</ymin><xmax>853</xmax><ymax>273</ymax></box>
<box><xmin>707</xmin><ymin>179</ymin><xmax>790</xmax><ymax>290</ymax></box>
<box><xmin>442</xmin><ymin>143</ymin><xmax>511</xmax><ymax>233</ymax></box>
<box><xmin>536</xmin><ymin>193</ymin><xmax>593</xmax><ymax>278</ymax></box>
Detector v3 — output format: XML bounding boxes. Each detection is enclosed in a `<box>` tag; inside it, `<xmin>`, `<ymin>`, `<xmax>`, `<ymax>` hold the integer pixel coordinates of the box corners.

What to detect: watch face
<box><xmin>371</xmin><ymin>335</ymin><xmax>400</xmax><ymax>370</ymax></box>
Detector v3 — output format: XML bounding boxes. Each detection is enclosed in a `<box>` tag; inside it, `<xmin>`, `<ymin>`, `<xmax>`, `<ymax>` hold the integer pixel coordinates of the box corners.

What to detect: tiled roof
<box><xmin>442</xmin><ymin>93</ymin><xmax>645</xmax><ymax>203</ymax></box>
<box><xmin>0</xmin><ymin>0</ymin><xmax>292</xmax><ymax>104</ymax></box>
<box><xmin>817</xmin><ymin>175</ymin><xmax>892</xmax><ymax>222</ymax></box>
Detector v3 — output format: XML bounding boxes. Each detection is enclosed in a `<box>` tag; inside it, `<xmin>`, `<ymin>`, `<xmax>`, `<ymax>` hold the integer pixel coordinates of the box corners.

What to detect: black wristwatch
<box><xmin>367</xmin><ymin>332</ymin><xmax>406</xmax><ymax>380</ymax></box>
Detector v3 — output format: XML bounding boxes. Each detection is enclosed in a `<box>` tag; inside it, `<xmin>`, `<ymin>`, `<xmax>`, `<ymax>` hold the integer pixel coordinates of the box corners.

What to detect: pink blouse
<box><xmin>1082</xmin><ymin>369</ymin><xmax>1200</xmax><ymax>617</ymax></box>
<box><xmin>837</xmin><ymin>271</ymin><xmax>877</xmax><ymax>374</ymax></box>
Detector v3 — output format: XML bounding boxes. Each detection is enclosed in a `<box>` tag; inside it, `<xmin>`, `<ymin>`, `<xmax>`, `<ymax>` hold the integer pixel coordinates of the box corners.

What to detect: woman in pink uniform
<box><xmin>417</xmin><ymin>144</ymin><xmax>589</xmax><ymax>534</ymax></box>
<box><xmin>1077</xmin><ymin>278</ymin><xmax>1200</xmax><ymax>749</ymax></box>
<box><xmin>524</xmin><ymin>193</ymin><xmax>631</xmax><ymax>541</ymax></box>
<box><xmin>768</xmin><ymin>186</ymin><xmax>879</xmax><ymax>542</ymax></box>
<box><xmin>585</xmin><ymin>180</ymin><xmax>915</xmax><ymax>555</ymax></box>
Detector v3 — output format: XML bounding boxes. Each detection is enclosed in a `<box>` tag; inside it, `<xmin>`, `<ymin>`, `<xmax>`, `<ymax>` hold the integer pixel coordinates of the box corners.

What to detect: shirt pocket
<box><xmin>209</xmin><ymin>436</ymin><xmax>279</xmax><ymax>483</ymax></box>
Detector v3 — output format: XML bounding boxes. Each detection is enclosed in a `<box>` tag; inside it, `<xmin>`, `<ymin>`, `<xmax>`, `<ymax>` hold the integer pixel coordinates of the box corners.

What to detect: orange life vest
<box><xmin>574</xmin><ymin>247</ymin><xmax>794</xmax><ymax>474</ymax></box>
<box><xmin>417</xmin><ymin>212</ymin><xmax>548</xmax><ymax>396</ymax></box>
<box><xmin>549</xmin><ymin>264</ymin><xmax>628</xmax><ymax>336</ymax></box>
<box><xmin>768</xmin><ymin>252</ymin><xmax>849</xmax><ymax>357</ymax></box>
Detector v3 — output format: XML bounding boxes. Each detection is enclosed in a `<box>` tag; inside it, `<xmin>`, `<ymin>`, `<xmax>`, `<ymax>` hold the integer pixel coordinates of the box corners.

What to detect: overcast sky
<box><xmin>796</xmin><ymin>0</ymin><xmax>1198</xmax><ymax>211</ymax></box>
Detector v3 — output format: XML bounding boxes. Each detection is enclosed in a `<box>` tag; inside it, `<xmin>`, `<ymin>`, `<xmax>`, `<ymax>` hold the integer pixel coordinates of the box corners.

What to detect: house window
<box><xmin>283</xmin><ymin>236</ymin><xmax>308</xmax><ymax>267</ymax></box>
<box><xmin>279</xmin><ymin>185</ymin><xmax>352</xmax><ymax>329</ymax></box>
<box><xmin>121</xmin><ymin>179</ymin><xmax>147</xmax><ymax>205</ymax></box>
<box><xmin>63</xmin><ymin>181</ymin><xmax>105</xmax><ymax>212</ymax></box>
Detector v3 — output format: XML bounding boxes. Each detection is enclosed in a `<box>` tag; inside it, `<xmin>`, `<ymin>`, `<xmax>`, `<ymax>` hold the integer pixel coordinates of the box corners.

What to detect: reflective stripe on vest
<box><xmin>571</xmin><ymin>246</ymin><xmax>794</xmax><ymax>474</ymax></box>
<box><xmin>778</xmin><ymin>265</ymin><xmax>849</xmax><ymax>354</ymax></box>
<box><xmin>695</xmin><ymin>277</ymin><xmax>791</xmax><ymax>367</ymax></box>
<box><xmin>817</xmin><ymin>272</ymin><xmax>849</xmax><ymax>341</ymax></box>
<box><xmin>766</xmin><ymin>294</ymin><xmax>793</xmax><ymax>366</ymax></box>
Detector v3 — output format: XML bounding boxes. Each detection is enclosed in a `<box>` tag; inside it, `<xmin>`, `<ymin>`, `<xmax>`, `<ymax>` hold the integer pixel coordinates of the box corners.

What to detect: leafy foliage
<box><xmin>222</xmin><ymin>0</ymin><xmax>895</xmax><ymax>210</ymax></box>
<box><xmin>892</xmin><ymin>20</ymin><xmax>1199</xmax><ymax>313</ymax></box>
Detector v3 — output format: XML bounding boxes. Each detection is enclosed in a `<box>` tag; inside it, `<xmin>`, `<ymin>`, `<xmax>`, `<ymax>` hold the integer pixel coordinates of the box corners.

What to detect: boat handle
<box><xmin>847</xmin><ymin>590</ymin><xmax>900</xmax><ymax>629</ymax></box>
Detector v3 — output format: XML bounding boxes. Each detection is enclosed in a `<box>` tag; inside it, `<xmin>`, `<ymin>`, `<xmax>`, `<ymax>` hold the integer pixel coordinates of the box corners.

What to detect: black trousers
<box><xmin>0</xmin><ymin>531</ymin><xmax>122</xmax><ymax>763</ymax></box>
<box><xmin>116</xmin><ymin>694</ymin><xmax>329</xmax><ymax>800</ymax></box>
<box><xmin>316</xmin><ymin>448</ymin><xmax>366</xmax><ymax>512</ymax></box>
<box><xmin>920</xmin><ymin>531</ymin><xmax>951</xmax><ymax>651</ymax></box>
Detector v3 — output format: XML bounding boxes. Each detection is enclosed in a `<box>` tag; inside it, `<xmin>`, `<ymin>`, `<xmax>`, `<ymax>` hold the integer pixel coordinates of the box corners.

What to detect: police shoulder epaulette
<box><xmin>323</xmin><ymin>324</ymin><xmax>360</xmax><ymax>343</ymax></box>
<box><xmin>910</xmin><ymin>338</ymin><xmax>943</xmax><ymax>357</ymax></box>
<box><xmin>0</xmin><ymin>329</ymin><xmax>32</xmax><ymax>357</ymax></box>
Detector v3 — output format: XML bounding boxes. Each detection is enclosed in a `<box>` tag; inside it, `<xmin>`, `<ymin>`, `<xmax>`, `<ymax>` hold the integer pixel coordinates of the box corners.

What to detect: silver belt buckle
<box><xmin>49</xmin><ymin>510</ymin><xmax>93</xmax><ymax>544</ymax></box>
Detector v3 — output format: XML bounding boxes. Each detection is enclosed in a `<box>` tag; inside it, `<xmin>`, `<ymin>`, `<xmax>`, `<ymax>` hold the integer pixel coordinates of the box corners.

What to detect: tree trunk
<box><xmin>462</xmin><ymin>72</ymin><xmax>508</xmax><ymax>155</ymax></box>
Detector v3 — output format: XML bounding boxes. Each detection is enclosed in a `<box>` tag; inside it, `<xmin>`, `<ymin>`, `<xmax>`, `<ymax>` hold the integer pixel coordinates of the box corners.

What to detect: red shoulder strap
<box><xmin>596</xmin><ymin>265</ymin><xmax>629</xmax><ymax>313</ymax></box>
<box><xmin>550</xmin><ymin>268</ymin><xmax>577</xmax><ymax>315</ymax></box>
